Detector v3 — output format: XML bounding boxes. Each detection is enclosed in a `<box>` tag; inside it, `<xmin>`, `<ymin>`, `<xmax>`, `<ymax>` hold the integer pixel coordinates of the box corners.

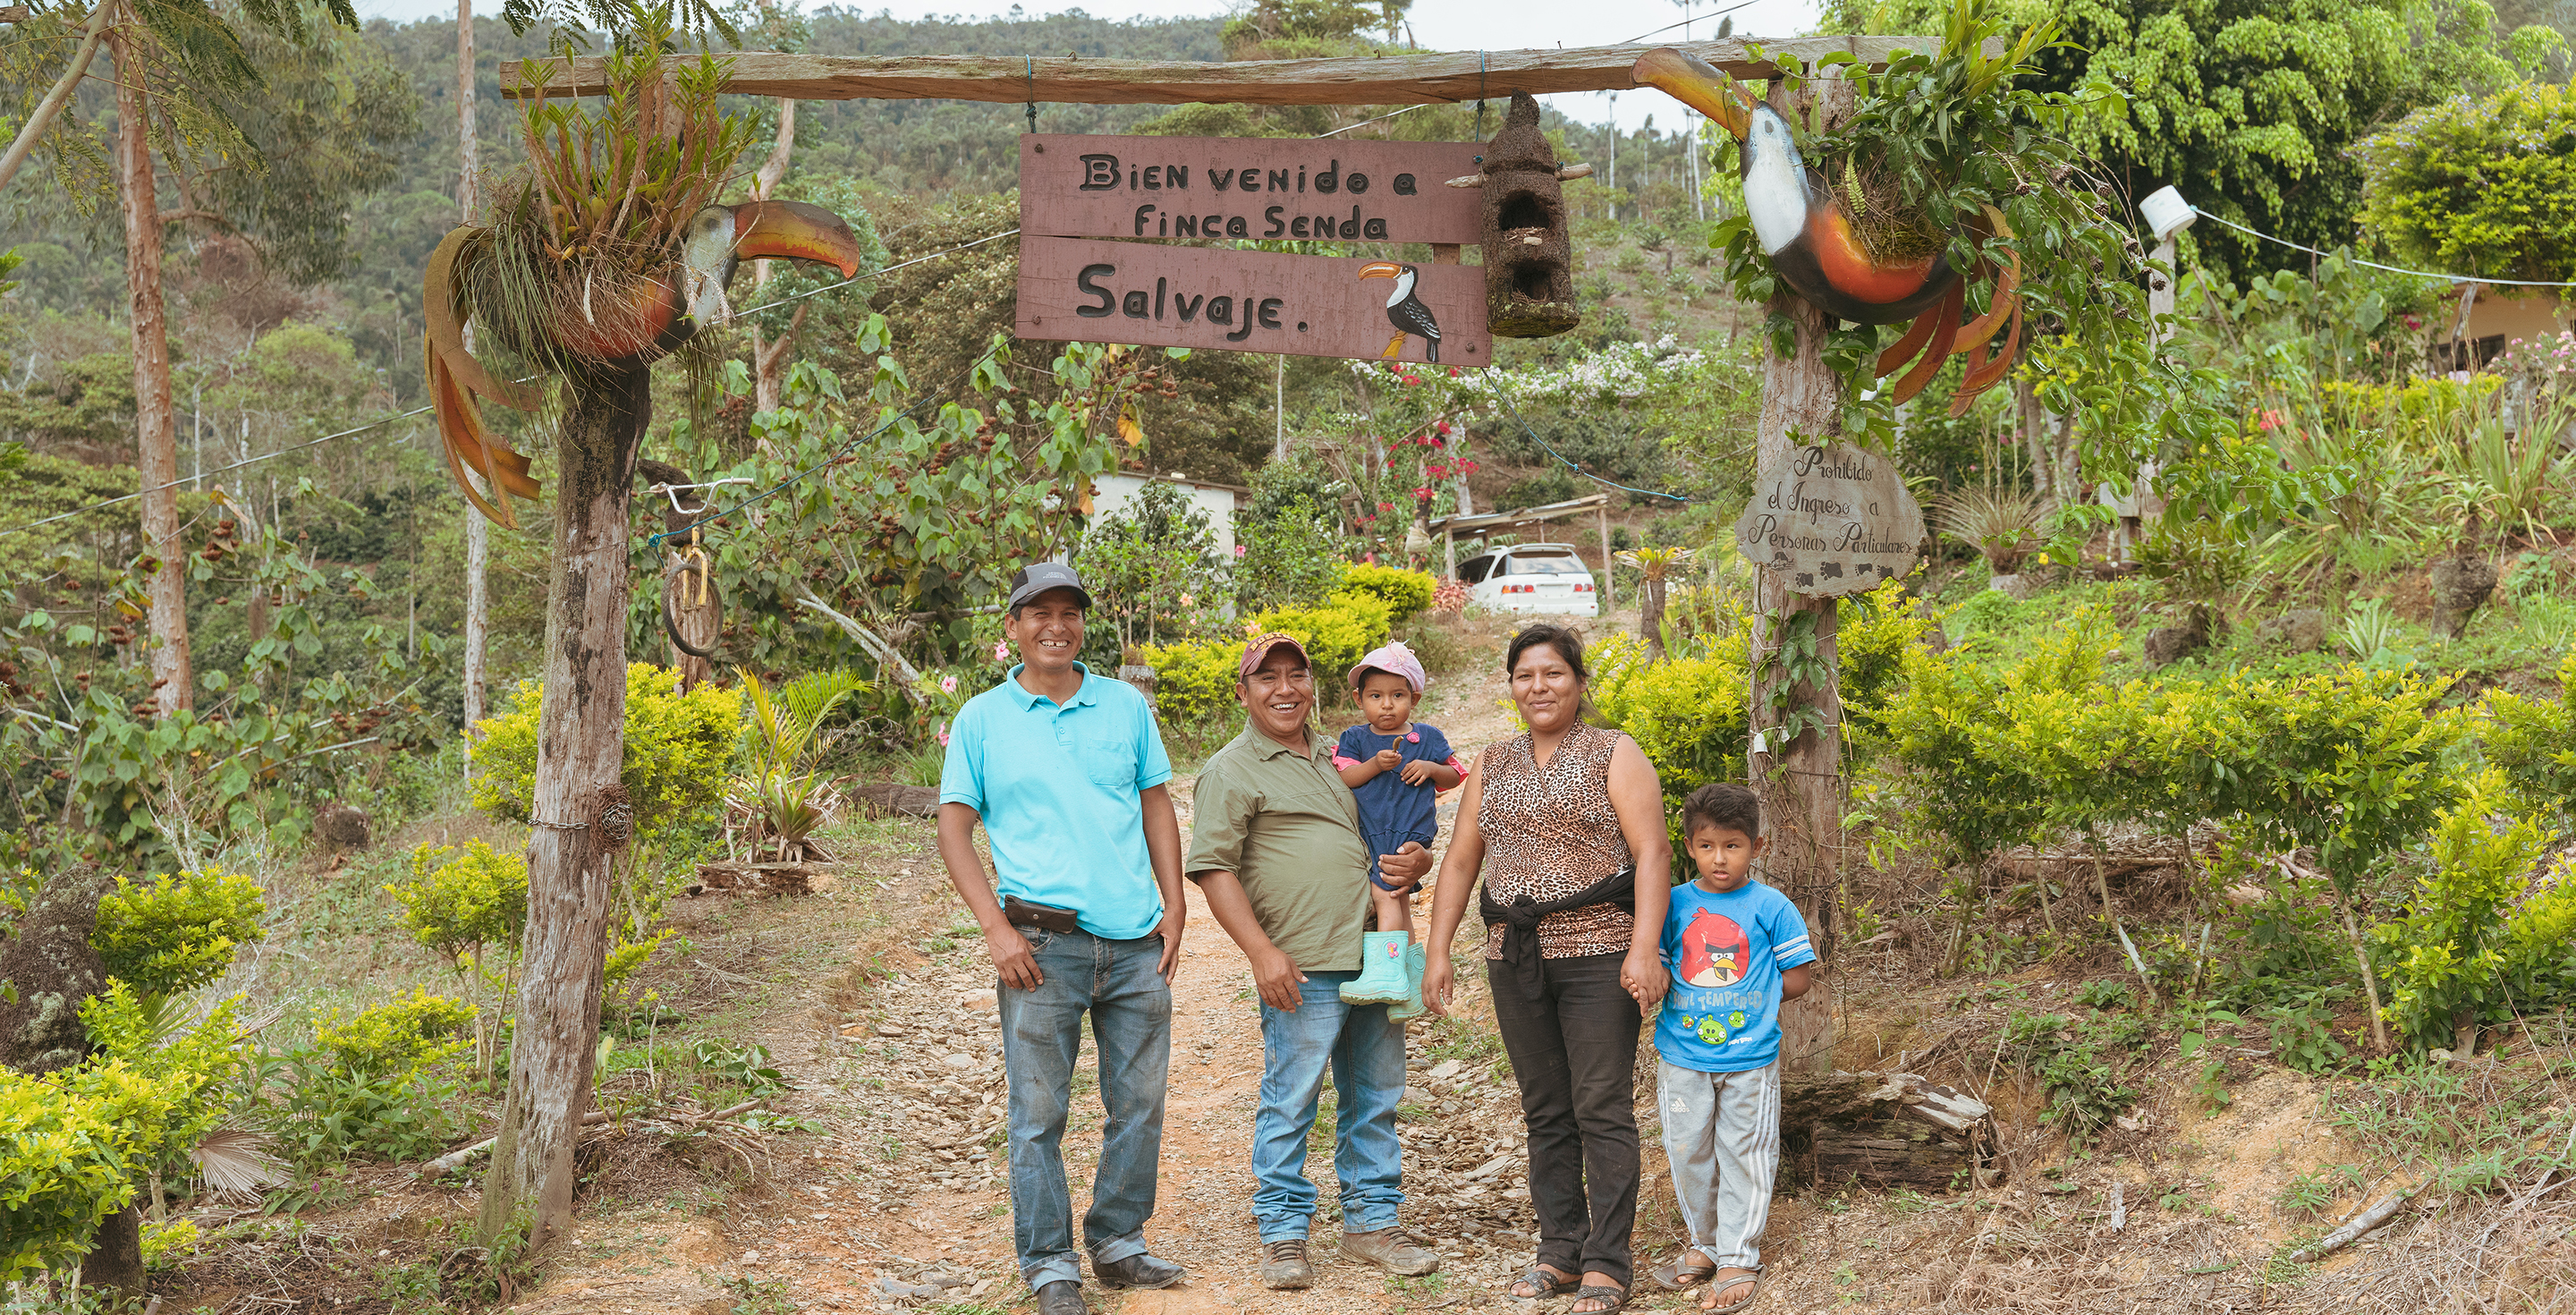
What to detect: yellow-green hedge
<box><xmin>1145</xmin><ymin>589</ymin><xmax>1398</xmax><ymax>723</ymax></box>
<box><xmin>1337</xmin><ymin>564</ymin><xmax>1437</xmax><ymax>623</ymax></box>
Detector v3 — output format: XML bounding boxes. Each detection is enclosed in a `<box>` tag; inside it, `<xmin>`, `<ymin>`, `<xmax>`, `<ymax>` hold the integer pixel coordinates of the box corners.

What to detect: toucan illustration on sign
<box><xmin>1359</xmin><ymin>262</ymin><xmax>1442</xmax><ymax>363</ymax></box>
<box><xmin>1631</xmin><ymin>47</ymin><xmax>2025</xmax><ymax>417</ymax></box>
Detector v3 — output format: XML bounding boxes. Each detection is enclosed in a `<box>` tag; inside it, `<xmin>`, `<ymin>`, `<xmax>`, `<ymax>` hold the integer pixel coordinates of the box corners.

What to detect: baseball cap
<box><xmin>1005</xmin><ymin>562</ymin><xmax>1093</xmax><ymax>611</ymax></box>
<box><xmin>1238</xmin><ymin>631</ymin><xmax>1312</xmax><ymax>679</ymax></box>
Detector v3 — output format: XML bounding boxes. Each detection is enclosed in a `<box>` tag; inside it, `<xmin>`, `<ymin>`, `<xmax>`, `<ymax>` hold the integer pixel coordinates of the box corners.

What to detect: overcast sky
<box><xmin>350</xmin><ymin>0</ymin><xmax>1826</xmax><ymax>132</ymax></box>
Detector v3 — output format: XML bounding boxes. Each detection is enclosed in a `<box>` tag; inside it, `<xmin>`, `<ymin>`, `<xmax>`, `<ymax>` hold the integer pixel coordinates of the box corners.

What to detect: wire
<box><xmin>0</xmin><ymin>227</ymin><xmax>1026</xmax><ymax>543</ymax></box>
<box><xmin>1490</xmin><ymin>388</ymin><xmax>1689</xmax><ymax>503</ymax></box>
<box><xmin>2190</xmin><ymin>208</ymin><xmax>2576</xmax><ymax>290</ymax></box>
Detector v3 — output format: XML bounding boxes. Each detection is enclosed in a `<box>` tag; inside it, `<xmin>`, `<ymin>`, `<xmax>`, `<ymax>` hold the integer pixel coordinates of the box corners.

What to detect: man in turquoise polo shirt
<box><xmin>938</xmin><ymin>562</ymin><xmax>1187</xmax><ymax>1315</ymax></box>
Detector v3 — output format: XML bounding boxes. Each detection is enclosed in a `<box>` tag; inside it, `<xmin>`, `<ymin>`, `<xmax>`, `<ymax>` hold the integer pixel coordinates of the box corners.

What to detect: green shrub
<box><xmin>1146</xmin><ymin>589</ymin><xmax>1398</xmax><ymax>724</ymax></box>
<box><xmin>385</xmin><ymin>841</ymin><xmax>529</xmax><ymax>967</ymax></box>
<box><xmin>313</xmin><ymin>989</ymin><xmax>475</xmax><ymax>1081</ymax></box>
<box><xmin>2481</xmin><ymin>646</ymin><xmax>2576</xmax><ymax>815</ymax></box>
<box><xmin>1141</xmin><ymin>635</ymin><xmax>1247</xmax><ymax>724</ymax></box>
<box><xmin>1591</xmin><ymin>630</ymin><xmax>1751</xmax><ymax>802</ymax></box>
<box><xmin>1336</xmin><ymin>563</ymin><xmax>1436</xmax><ymax>623</ymax></box>
<box><xmin>0</xmin><ymin>986</ymin><xmax>246</xmax><ymax>1281</ymax></box>
<box><xmin>90</xmin><ymin>868</ymin><xmax>267</xmax><ymax>997</ymax></box>
<box><xmin>1253</xmin><ymin>590</ymin><xmax>1394</xmax><ymax>684</ymax></box>
<box><xmin>471</xmin><ymin>663</ymin><xmax>742</xmax><ymax>845</ymax></box>
<box><xmin>2375</xmin><ymin>770</ymin><xmax>2565</xmax><ymax>1050</ymax></box>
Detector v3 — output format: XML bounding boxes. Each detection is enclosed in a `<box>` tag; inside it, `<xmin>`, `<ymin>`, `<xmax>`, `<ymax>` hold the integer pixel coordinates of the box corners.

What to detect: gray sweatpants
<box><xmin>1657</xmin><ymin>1057</ymin><xmax>1781</xmax><ymax>1270</ymax></box>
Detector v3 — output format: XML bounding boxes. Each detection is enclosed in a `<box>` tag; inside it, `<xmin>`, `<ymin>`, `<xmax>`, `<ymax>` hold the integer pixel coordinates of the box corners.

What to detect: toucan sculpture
<box><xmin>1631</xmin><ymin>47</ymin><xmax>2024</xmax><ymax>416</ymax></box>
<box><xmin>1360</xmin><ymin>262</ymin><xmax>1442</xmax><ymax>363</ymax></box>
<box><xmin>423</xmin><ymin>199</ymin><xmax>867</xmax><ymax>525</ymax></box>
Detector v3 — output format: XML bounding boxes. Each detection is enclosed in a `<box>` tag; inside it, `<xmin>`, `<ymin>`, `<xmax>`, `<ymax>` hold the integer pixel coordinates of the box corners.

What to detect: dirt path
<box><xmin>505</xmin><ymin>639</ymin><xmax>1563</xmax><ymax>1315</ymax></box>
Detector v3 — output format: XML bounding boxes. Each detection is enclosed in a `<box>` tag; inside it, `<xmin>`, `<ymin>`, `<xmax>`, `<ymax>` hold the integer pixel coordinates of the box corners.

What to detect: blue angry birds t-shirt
<box><xmin>1654</xmin><ymin>878</ymin><xmax>1815</xmax><ymax>1073</ymax></box>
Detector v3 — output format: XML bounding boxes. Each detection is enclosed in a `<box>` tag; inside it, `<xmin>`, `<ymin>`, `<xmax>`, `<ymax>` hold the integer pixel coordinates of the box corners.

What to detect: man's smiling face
<box><xmin>1004</xmin><ymin>590</ymin><xmax>1087</xmax><ymax>677</ymax></box>
<box><xmin>1238</xmin><ymin>646</ymin><xmax>1315</xmax><ymax>745</ymax></box>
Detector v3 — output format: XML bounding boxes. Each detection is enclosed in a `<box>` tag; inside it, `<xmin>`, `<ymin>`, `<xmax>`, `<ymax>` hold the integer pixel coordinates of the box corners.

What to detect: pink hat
<box><xmin>1350</xmin><ymin>641</ymin><xmax>1428</xmax><ymax>693</ymax></box>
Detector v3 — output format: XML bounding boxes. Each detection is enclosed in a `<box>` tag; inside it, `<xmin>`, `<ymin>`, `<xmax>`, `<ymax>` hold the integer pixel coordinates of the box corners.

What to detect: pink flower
<box><xmin>992</xmin><ymin>640</ymin><xmax>1010</xmax><ymax>661</ymax></box>
<box><xmin>1436</xmin><ymin>421</ymin><xmax>1452</xmax><ymax>436</ymax></box>
<box><xmin>1378</xmin><ymin>501</ymin><xmax>1395</xmax><ymax>511</ymax></box>
<box><xmin>940</xmin><ymin>674</ymin><xmax>959</xmax><ymax>694</ymax></box>
<box><xmin>1233</xmin><ymin>544</ymin><xmax>1247</xmax><ymax>558</ymax></box>
<box><xmin>1412</xmin><ymin>486</ymin><xmax>1432</xmax><ymax>498</ymax></box>
<box><xmin>936</xmin><ymin>723</ymin><xmax>951</xmax><ymax>747</ymax></box>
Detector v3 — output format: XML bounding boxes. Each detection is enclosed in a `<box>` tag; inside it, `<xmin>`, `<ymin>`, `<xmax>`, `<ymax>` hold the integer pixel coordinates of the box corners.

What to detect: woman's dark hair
<box><xmin>1504</xmin><ymin>624</ymin><xmax>1589</xmax><ymax>684</ymax></box>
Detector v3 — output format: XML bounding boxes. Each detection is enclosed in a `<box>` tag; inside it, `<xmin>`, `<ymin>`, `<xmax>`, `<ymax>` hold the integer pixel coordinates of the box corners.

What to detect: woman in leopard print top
<box><xmin>1421</xmin><ymin>624</ymin><xmax>1674</xmax><ymax>1313</ymax></box>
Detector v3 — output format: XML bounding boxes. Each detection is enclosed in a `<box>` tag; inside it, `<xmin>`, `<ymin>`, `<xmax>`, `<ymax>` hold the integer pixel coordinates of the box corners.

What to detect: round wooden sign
<box><xmin>1733</xmin><ymin>443</ymin><xmax>1925</xmax><ymax>596</ymax></box>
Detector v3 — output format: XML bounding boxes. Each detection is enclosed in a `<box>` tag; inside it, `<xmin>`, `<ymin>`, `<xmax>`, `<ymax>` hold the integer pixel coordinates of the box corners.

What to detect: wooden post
<box><xmin>1443</xmin><ymin>523</ymin><xmax>1454</xmax><ymax>579</ymax></box>
<box><xmin>1750</xmin><ymin>73</ymin><xmax>1846</xmax><ymax>1077</ymax></box>
<box><xmin>1597</xmin><ymin>502</ymin><xmax>1614</xmax><ymax>613</ymax></box>
<box><xmin>476</xmin><ymin>362</ymin><xmax>648</xmax><ymax>1249</ymax></box>
<box><xmin>460</xmin><ymin>0</ymin><xmax>491</xmax><ymax>742</ymax></box>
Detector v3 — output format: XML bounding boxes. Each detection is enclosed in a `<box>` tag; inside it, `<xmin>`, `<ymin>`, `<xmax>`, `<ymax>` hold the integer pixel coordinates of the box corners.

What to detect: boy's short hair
<box><xmin>1682</xmin><ymin>783</ymin><xmax>1762</xmax><ymax>840</ymax></box>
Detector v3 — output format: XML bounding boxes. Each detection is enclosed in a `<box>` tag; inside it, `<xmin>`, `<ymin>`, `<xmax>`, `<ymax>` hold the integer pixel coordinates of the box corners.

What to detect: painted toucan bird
<box><xmin>1631</xmin><ymin>47</ymin><xmax>2025</xmax><ymax>417</ymax></box>
<box><xmin>424</xmin><ymin>199</ymin><xmax>867</xmax><ymax>526</ymax></box>
<box><xmin>1359</xmin><ymin>262</ymin><xmax>1441</xmax><ymax>364</ymax></box>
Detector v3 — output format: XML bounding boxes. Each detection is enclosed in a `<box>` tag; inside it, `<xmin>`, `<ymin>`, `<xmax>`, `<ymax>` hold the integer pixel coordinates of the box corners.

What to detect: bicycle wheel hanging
<box><xmin>661</xmin><ymin>558</ymin><xmax>724</xmax><ymax>658</ymax></box>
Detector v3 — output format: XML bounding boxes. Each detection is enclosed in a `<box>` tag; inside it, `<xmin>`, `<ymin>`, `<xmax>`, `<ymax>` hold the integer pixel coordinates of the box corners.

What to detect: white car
<box><xmin>1459</xmin><ymin>543</ymin><xmax>1600</xmax><ymax>616</ymax></box>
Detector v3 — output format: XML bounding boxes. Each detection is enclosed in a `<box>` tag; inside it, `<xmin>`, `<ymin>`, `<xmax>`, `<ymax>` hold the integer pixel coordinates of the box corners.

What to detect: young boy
<box><xmin>1332</xmin><ymin>641</ymin><xmax>1463</xmax><ymax>1014</ymax></box>
<box><xmin>1649</xmin><ymin>783</ymin><xmax>1816</xmax><ymax>1314</ymax></box>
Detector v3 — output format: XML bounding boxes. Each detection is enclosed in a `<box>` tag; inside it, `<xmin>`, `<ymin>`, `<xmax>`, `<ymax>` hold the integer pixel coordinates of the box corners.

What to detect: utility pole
<box><xmin>1273</xmin><ymin>354</ymin><xmax>1286</xmax><ymax>461</ymax></box>
<box><xmin>460</xmin><ymin>0</ymin><xmax>491</xmax><ymax>743</ymax></box>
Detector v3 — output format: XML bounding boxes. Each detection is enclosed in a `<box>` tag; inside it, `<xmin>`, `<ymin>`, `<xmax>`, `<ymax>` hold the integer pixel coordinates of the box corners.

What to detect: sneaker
<box><xmin>1341</xmin><ymin>930</ymin><xmax>1413</xmax><ymax>1004</ymax></box>
<box><xmin>1262</xmin><ymin>1239</ymin><xmax>1315</xmax><ymax>1290</ymax></box>
<box><xmin>1340</xmin><ymin>1227</ymin><xmax>1439</xmax><ymax>1276</ymax></box>
<box><xmin>1387</xmin><ymin>941</ymin><xmax>1429</xmax><ymax>1022</ymax></box>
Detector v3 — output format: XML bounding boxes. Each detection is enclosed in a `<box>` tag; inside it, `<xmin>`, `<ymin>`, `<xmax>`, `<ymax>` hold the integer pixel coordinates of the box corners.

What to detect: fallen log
<box><xmin>692</xmin><ymin>862</ymin><xmax>816</xmax><ymax>895</ymax></box>
<box><xmin>1773</xmin><ymin>1071</ymin><xmax>2001</xmax><ymax>1192</ymax></box>
<box><xmin>851</xmin><ymin>782</ymin><xmax>940</xmax><ymax>819</ymax></box>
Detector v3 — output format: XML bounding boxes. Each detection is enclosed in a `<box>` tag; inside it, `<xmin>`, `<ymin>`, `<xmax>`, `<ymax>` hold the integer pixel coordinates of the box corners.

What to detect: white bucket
<box><xmin>2139</xmin><ymin>186</ymin><xmax>2197</xmax><ymax>242</ymax></box>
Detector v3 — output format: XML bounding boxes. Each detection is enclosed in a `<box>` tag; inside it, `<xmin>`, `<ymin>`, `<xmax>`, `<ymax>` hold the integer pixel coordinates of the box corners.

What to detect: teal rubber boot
<box><xmin>1386</xmin><ymin>941</ymin><xmax>1429</xmax><ymax>1022</ymax></box>
<box><xmin>1342</xmin><ymin>930</ymin><xmax>1413</xmax><ymax>1005</ymax></box>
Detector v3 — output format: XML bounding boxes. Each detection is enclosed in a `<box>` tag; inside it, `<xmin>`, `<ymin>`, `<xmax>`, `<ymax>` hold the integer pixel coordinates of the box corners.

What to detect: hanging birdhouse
<box><xmin>1450</xmin><ymin>93</ymin><xmax>1589</xmax><ymax>339</ymax></box>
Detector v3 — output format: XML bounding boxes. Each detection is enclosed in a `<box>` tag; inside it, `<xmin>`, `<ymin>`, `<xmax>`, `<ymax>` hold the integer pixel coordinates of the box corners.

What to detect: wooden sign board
<box><xmin>1019</xmin><ymin>134</ymin><xmax>1483</xmax><ymax>245</ymax></box>
<box><xmin>1018</xmin><ymin>237</ymin><xmax>1489</xmax><ymax>366</ymax></box>
<box><xmin>1733</xmin><ymin>444</ymin><xmax>1925</xmax><ymax>595</ymax></box>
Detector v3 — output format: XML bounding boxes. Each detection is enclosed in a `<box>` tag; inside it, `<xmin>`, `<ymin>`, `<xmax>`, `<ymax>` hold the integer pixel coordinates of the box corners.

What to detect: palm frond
<box><xmin>190</xmin><ymin>1125</ymin><xmax>287</xmax><ymax>1194</ymax></box>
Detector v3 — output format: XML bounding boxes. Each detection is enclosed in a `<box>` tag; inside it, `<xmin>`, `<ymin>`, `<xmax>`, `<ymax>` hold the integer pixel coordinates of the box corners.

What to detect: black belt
<box><xmin>1479</xmin><ymin>867</ymin><xmax>1637</xmax><ymax>1001</ymax></box>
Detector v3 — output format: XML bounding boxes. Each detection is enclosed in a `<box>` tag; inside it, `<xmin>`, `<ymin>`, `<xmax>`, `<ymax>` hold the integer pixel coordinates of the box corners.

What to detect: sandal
<box><xmin>1507</xmin><ymin>1265</ymin><xmax>1578</xmax><ymax>1299</ymax></box>
<box><xmin>1569</xmin><ymin>1282</ymin><xmax>1629</xmax><ymax>1312</ymax></box>
<box><xmin>1649</xmin><ymin>1251</ymin><xmax>1717</xmax><ymax>1291</ymax></box>
<box><xmin>1702</xmin><ymin>1267</ymin><xmax>1762</xmax><ymax>1313</ymax></box>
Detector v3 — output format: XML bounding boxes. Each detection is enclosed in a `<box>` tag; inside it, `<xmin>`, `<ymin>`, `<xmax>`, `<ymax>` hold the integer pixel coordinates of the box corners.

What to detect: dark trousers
<box><xmin>1488</xmin><ymin>952</ymin><xmax>1641</xmax><ymax>1287</ymax></box>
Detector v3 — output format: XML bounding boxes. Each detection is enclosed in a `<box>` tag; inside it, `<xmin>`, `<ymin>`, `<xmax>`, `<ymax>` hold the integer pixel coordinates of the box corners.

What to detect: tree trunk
<box><xmin>475</xmin><ymin>362</ymin><xmax>647</xmax><ymax>1250</ymax></box>
<box><xmin>114</xmin><ymin>21</ymin><xmax>190</xmax><ymax>713</ymax></box>
<box><xmin>1640</xmin><ymin>574</ymin><xmax>1667</xmax><ymax>661</ymax></box>
<box><xmin>83</xmin><ymin>1207</ymin><xmax>145</xmax><ymax>1294</ymax></box>
<box><xmin>2326</xmin><ymin>877</ymin><xmax>2391</xmax><ymax>1054</ymax></box>
<box><xmin>459</xmin><ymin>0</ymin><xmax>490</xmax><ymax>742</ymax></box>
<box><xmin>1749</xmin><ymin>90</ymin><xmax>1843</xmax><ymax>1072</ymax></box>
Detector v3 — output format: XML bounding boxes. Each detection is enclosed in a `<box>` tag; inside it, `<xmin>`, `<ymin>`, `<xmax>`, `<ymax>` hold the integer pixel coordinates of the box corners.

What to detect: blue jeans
<box><xmin>998</xmin><ymin>927</ymin><xmax>1172</xmax><ymax>1289</ymax></box>
<box><xmin>1251</xmin><ymin>970</ymin><xmax>1407</xmax><ymax>1241</ymax></box>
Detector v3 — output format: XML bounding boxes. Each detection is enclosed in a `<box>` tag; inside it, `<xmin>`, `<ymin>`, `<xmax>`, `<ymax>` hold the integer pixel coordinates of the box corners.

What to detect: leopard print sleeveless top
<box><xmin>1477</xmin><ymin>720</ymin><xmax>1636</xmax><ymax>960</ymax></box>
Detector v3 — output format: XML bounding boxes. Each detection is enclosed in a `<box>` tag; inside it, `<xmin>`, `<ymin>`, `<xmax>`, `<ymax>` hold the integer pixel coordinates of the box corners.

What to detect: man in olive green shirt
<box><xmin>1190</xmin><ymin>632</ymin><xmax>1439</xmax><ymax>1290</ymax></box>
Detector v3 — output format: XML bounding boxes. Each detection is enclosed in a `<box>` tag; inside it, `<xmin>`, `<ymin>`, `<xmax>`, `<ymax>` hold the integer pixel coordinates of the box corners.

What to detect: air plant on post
<box><xmin>427</xmin><ymin>16</ymin><xmax>873</xmax><ymax>1251</ymax></box>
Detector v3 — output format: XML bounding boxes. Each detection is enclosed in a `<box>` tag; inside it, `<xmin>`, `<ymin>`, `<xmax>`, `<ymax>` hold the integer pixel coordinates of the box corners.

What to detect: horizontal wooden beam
<box><xmin>501</xmin><ymin>36</ymin><xmax>1911</xmax><ymax>104</ymax></box>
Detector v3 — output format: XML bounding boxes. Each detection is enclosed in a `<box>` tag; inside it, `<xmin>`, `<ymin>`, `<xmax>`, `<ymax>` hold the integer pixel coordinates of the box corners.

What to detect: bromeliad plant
<box><xmin>1636</xmin><ymin>0</ymin><xmax>2203</xmax><ymax>466</ymax></box>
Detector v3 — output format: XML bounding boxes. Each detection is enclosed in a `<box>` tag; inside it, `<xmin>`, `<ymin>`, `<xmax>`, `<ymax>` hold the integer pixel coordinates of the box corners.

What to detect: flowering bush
<box><xmin>2360</xmin><ymin>78</ymin><xmax>2576</xmax><ymax>285</ymax></box>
